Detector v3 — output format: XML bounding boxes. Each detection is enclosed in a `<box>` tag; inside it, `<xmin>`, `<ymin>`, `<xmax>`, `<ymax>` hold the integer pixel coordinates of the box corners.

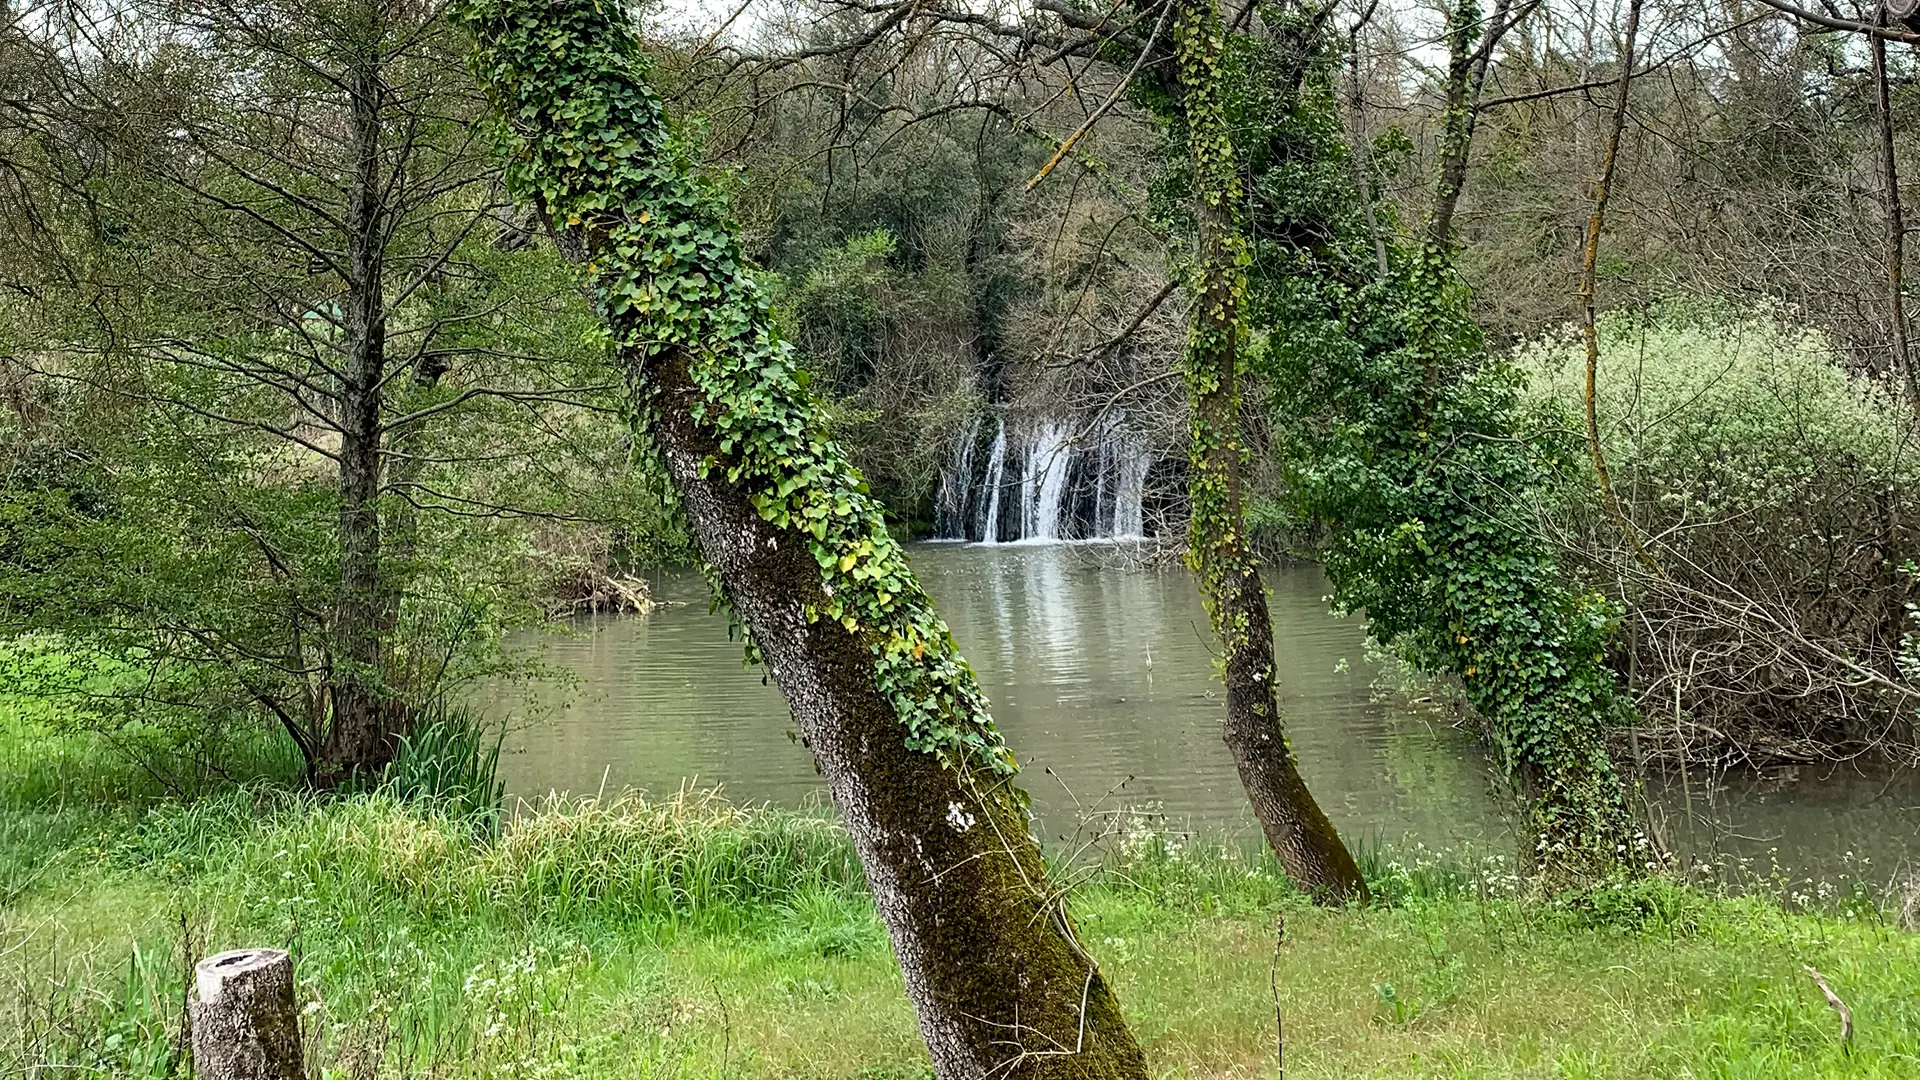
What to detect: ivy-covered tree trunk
<box><xmin>455</xmin><ymin>4</ymin><xmax>1149</xmax><ymax>1077</ymax></box>
<box><xmin>1172</xmin><ymin>0</ymin><xmax>1367</xmax><ymax>905</ymax></box>
<box><xmin>1232</xmin><ymin>21</ymin><xmax>1644</xmax><ymax>882</ymax></box>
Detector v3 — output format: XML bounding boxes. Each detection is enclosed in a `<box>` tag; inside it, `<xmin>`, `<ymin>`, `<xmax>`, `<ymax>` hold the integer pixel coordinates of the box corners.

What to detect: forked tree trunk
<box><xmin>456</xmin><ymin>3</ymin><xmax>1149</xmax><ymax>1077</ymax></box>
<box><xmin>1425</xmin><ymin>0</ymin><xmax>1514</xmax><ymax>249</ymax></box>
<box><xmin>1172</xmin><ymin>0</ymin><xmax>1367</xmax><ymax>905</ymax></box>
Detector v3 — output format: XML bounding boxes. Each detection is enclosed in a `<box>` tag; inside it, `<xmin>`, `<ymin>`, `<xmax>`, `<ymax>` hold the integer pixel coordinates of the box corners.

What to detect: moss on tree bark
<box><xmin>454</xmin><ymin>2</ymin><xmax>1150</xmax><ymax>1075</ymax></box>
<box><xmin>1170</xmin><ymin>0</ymin><xmax>1367</xmax><ymax>905</ymax></box>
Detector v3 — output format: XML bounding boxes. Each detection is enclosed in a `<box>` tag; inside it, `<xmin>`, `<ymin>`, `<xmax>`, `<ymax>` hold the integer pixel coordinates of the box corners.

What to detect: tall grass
<box><xmin>12</xmin><ymin>788</ymin><xmax>1920</xmax><ymax>1079</ymax></box>
<box><xmin>495</xmin><ymin>788</ymin><xmax>862</xmax><ymax>921</ymax></box>
<box><xmin>107</xmin><ymin>786</ymin><xmax>864</xmax><ymax>928</ymax></box>
<box><xmin>379</xmin><ymin>702</ymin><xmax>506</xmax><ymax>830</ymax></box>
<box><xmin>8</xmin><ymin>707</ymin><xmax>1920</xmax><ymax>1079</ymax></box>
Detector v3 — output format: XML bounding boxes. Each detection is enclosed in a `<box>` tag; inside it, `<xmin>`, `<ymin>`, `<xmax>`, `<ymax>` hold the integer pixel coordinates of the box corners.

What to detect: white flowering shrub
<box><xmin>1518</xmin><ymin>304</ymin><xmax>1920</xmax><ymax>754</ymax></box>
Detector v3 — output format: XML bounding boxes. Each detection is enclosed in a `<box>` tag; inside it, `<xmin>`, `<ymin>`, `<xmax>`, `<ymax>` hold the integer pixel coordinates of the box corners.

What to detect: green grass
<box><xmin>3</xmin><ymin>715</ymin><xmax>1918</xmax><ymax>1079</ymax></box>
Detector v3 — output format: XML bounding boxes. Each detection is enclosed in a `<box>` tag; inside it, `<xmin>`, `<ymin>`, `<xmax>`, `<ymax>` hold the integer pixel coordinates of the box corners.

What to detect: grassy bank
<box><xmin>4</xmin><ymin>719</ymin><xmax>1918</xmax><ymax>1079</ymax></box>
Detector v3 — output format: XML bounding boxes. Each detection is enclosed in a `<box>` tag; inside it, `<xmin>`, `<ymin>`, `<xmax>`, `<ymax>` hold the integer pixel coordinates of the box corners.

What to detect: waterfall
<box><xmin>1106</xmin><ymin>415</ymin><xmax>1148</xmax><ymax>539</ymax></box>
<box><xmin>934</xmin><ymin>417</ymin><xmax>979</xmax><ymax>539</ymax></box>
<box><xmin>977</xmin><ymin>419</ymin><xmax>1006</xmax><ymax>541</ymax></box>
<box><xmin>933</xmin><ymin>409</ymin><xmax>1157</xmax><ymax>542</ymax></box>
<box><xmin>1024</xmin><ymin>419</ymin><xmax>1071</xmax><ymax>541</ymax></box>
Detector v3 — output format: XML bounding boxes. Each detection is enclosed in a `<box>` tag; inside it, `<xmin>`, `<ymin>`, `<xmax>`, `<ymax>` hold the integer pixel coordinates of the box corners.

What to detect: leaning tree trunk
<box><xmin>1172</xmin><ymin>0</ymin><xmax>1367</xmax><ymax>905</ymax></box>
<box><xmin>455</xmin><ymin>4</ymin><xmax>1149</xmax><ymax>1078</ymax></box>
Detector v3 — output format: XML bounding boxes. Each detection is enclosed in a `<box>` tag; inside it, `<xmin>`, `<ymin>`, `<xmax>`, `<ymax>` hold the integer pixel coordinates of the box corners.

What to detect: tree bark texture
<box><xmin>456</xmin><ymin>3</ymin><xmax>1149</xmax><ymax>1077</ymax></box>
<box><xmin>1873</xmin><ymin>15</ymin><xmax>1917</xmax><ymax>402</ymax></box>
<box><xmin>189</xmin><ymin>949</ymin><xmax>304</xmax><ymax>1080</ymax></box>
<box><xmin>1173</xmin><ymin>0</ymin><xmax>1367</xmax><ymax>905</ymax></box>
<box><xmin>322</xmin><ymin>44</ymin><xmax>402</xmax><ymax>782</ymax></box>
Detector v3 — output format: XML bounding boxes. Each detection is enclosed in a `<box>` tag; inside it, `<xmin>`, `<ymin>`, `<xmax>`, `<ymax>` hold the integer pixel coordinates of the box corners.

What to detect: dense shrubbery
<box><xmin>1520</xmin><ymin>306</ymin><xmax>1920</xmax><ymax>759</ymax></box>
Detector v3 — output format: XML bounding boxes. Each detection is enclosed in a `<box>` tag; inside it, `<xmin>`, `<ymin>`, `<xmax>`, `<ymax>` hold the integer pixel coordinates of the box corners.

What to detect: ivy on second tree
<box><xmin>1149</xmin><ymin>7</ymin><xmax>1642</xmax><ymax>874</ymax></box>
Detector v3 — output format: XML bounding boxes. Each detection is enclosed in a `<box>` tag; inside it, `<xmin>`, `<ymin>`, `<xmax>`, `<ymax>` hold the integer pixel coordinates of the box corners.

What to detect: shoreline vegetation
<box><xmin>4</xmin><ymin>715</ymin><xmax>1918</xmax><ymax>1079</ymax></box>
<box><xmin>5</xmin><ymin>0</ymin><xmax>1920</xmax><ymax>1074</ymax></box>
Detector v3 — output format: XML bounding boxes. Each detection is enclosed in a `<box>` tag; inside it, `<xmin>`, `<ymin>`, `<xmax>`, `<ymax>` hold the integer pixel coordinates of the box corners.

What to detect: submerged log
<box><xmin>189</xmin><ymin>948</ymin><xmax>304</xmax><ymax>1080</ymax></box>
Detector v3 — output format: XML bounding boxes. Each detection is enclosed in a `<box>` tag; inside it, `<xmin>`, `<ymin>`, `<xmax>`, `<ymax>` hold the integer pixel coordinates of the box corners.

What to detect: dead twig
<box><xmin>1270</xmin><ymin>910</ymin><xmax>1286</xmax><ymax>1079</ymax></box>
<box><xmin>1802</xmin><ymin>965</ymin><xmax>1854</xmax><ymax>1048</ymax></box>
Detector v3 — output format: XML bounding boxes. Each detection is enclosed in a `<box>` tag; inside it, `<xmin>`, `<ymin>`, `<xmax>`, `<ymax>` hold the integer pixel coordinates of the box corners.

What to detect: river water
<box><xmin>485</xmin><ymin>543</ymin><xmax>1920</xmax><ymax>884</ymax></box>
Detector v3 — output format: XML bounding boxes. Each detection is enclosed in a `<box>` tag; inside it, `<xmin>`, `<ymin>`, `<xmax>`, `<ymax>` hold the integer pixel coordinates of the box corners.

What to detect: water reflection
<box><xmin>487</xmin><ymin>543</ymin><xmax>1503</xmax><ymax>850</ymax></box>
<box><xmin>484</xmin><ymin>543</ymin><xmax>1920</xmax><ymax>881</ymax></box>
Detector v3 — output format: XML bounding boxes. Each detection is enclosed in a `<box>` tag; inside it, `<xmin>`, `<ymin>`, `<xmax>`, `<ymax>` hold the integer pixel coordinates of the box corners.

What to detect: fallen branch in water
<box><xmin>548</xmin><ymin>566</ymin><xmax>656</xmax><ymax>618</ymax></box>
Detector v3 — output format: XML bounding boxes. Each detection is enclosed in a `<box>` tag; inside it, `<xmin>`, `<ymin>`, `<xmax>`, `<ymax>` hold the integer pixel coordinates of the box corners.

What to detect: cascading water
<box><xmin>977</xmin><ymin>420</ymin><xmax>1007</xmax><ymax>540</ymax></box>
<box><xmin>1023</xmin><ymin>419</ymin><xmax>1072</xmax><ymax>541</ymax></box>
<box><xmin>934</xmin><ymin>410</ymin><xmax>1158</xmax><ymax>542</ymax></box>
<box><xmin>1100</xmin><ymin>412</ymin><xmax>1148</xmax><ymax>539</ymax></box>
<box><xmin>934</xmin><ymin>418</ymin><xmax>978</xmax><ymax>539</ymax></box>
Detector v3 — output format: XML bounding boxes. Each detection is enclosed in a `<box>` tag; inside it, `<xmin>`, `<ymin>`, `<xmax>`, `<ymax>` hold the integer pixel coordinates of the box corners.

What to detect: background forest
<box><xmin>7</xmin><ymin>0</ymin><xmax>1920</xmax><ymax>775</ymax></box>
<box><xmin>7</xmin><ymin>0</ymin><xmax>1920</xmax><ymax>1076</ymax></box>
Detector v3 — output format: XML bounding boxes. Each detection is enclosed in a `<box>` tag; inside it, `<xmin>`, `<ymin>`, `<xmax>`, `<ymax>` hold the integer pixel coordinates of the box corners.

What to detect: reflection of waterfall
<box><xmin>934</xmin><ymin>410</ymin><xmax>1159</xmax><ymax>542</ymax></box>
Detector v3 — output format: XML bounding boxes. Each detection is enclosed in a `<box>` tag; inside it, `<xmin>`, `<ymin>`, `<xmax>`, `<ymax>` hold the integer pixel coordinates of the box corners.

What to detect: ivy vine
<box><xmin>1168</xmin><ymin>13</ymin><xmax>1645</xmax><ymax>875</ymax></box>
<box><xmin>1171</xmin><ymin>0</ymin><xmax>1264</xmax><ymax>671</ymax></box>
<box><xmin>454</xmin><ymin>0</ymin><xmax>1014</xmax><ymax>775</ymax></box>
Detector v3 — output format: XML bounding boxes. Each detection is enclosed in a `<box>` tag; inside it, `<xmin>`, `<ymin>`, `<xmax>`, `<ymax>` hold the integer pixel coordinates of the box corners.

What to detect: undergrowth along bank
<box><xmin>7</xmin><ymin>785</ymin><xmax>1919</xmax><ymax>1080</ymax></box>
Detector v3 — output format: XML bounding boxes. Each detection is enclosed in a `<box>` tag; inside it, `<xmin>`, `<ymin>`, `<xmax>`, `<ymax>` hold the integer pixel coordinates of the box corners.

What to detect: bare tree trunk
<box><xmin>189</xmin><ymin>949</ymin><xmax>304</xmax><ymax>1080</ymax></box>
<box><xmin>1873</xmin><ymin>14</ymin><xmax>1917</xmax><ymax>402</ymax></box>
<box><xmin>459</xmin><ymin>4</ymin><xmax>1150</xmax><ymax>1077</ymax></box>
<box><xmin>1578</xmin><ymin>0</ymin><xmax>1661</xmax><ymax>578</ymax></box>
<box><xmin>1174</xmin><ymin>0</ymin><xmax>1367</xmax><ymax>905</ymax></box>
<box><xmin>321</xmin><ymin>45</ymin><xmax>398</xmax><ymax>782</ymax></box>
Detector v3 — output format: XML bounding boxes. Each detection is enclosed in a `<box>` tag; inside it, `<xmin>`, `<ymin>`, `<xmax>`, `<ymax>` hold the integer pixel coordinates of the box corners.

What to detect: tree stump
<box><xmin>189</xmin><ymin>949</ymin><xmax>304</xmax><ymax>1080</ymax></box>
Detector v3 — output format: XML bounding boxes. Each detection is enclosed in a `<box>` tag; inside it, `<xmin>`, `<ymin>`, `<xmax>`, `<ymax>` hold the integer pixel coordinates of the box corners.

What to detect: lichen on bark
<box><xmin>453</xmin><ymin>2</ymin><xmax>1150</xmax><ymax>1075</ymax></box>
